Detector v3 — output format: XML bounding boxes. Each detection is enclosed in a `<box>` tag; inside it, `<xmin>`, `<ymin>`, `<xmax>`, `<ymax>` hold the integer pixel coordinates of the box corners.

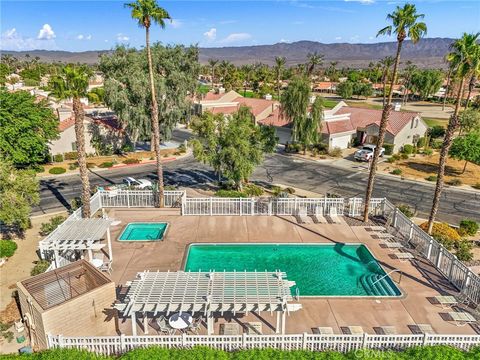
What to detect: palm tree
<box><xmin>125</xmin><ymin>0</ymin><xmax>170</xmax><ymax>207</ymax></box>
<box><xmin>274</xmin><ymin>56</ymin><xmax>286</xmax><ymax>100</ymax></box>
<box><xmin>442</xmin><ymin>62</ymin><xmax>453</xmax><ymax>111</ymax></box>
<box><xmin>208</xmin><ymin>58</ymin><xmax>218</xmax><ymax>89</ymax></box>
<box><xmin>379</xmin><ymin>56</ymin><xmax>394</xmax><ymax>106</ymax></box>
<box><xmin>363</xmin><ymin>3</ymin><xmax>427</xmax><ymax>222</ymax></box>
<box><xmin>306</xmin><ymin>52</ymin><xmax>324</xmax><ymax>78</ymax></box>
<box><xmin>50</xmin><ymin>65</ymin><xmax>92</xmax><ymax>218</ymax></box>
<box><xmin>402</xmin><ymin>61</ymin><xmax>417</xmax><ymax>104</ymax></box>
<box><xmin>218</xmin><ymin>60</ymin><xmax>231</xmax><ymax>84</ymax></box>
<box><xmin>427</xmin><ymin>33</ymin><xmax>480</xmax><ymax>233</ymax></box>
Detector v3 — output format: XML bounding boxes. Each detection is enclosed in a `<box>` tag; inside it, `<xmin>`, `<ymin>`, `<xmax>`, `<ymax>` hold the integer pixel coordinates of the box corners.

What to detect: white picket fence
<box><xmin>99</xmin><ymin>190</ymin><xmax>184</xmax><ymax>208</ymax></box>
<box><xmin>47</xmin><ymin>333</ymin><xmax>480</xmax><ymax>355</ymax></box>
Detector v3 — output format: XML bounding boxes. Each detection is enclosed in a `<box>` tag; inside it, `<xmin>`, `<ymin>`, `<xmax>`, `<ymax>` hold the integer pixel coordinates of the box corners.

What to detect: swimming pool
<box><xmin>118</xmin><ymin>222</ymin><xmax>168</xmax><ymax>241</ymax></box>
<box><xmin>185</xmin><ymin>243</ymin><xmax>402</xmax><ymax>297</ymax></box>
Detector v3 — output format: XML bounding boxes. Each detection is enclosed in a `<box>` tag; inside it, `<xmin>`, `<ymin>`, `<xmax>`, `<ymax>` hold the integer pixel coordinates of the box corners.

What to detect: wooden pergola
<box><xmin>116</xmin><ymin>270</ymin><xmax>301</xmax><ymax>335</ymax></box>
<box><xmin>39</xmin><ymin>218</ymin><xmax>113</xmax><ymax>268</ymax></box>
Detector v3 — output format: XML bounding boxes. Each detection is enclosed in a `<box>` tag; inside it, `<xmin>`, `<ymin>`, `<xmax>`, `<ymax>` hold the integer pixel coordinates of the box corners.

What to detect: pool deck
<box><xmin>103</xmin><ymin>209</ymin><xmax>478</xmax><ymax>336</ymax></box>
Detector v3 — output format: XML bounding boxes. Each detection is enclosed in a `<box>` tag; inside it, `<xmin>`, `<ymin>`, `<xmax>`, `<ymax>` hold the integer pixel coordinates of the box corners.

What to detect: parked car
<box><xmin>354</xmin><ymin>145</ymin><xmax>385</xmax><ymax>162</ymax></box>
<box><xmin>122</xmin><ymin>177</ymin><xmax>152</xmax><ymax>189</ymax></box>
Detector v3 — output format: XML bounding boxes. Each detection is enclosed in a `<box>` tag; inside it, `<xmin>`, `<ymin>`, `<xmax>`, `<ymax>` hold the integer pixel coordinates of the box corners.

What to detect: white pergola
<box><xmin>116</xmin><ymin>270</ymin><xmax>302</xmax><ymax>335</ymax></box>
<box><xmin>39</xmin><ymin>218</ymin><xmax>113</xmax><ymax>267</ymax></box>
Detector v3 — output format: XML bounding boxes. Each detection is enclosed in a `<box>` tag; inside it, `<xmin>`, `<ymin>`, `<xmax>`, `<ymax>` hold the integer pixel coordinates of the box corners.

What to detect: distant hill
<box><xmin>2</xmin><ymin>38</ymin><xmax>453</xmax><ymax>68</ymax></box>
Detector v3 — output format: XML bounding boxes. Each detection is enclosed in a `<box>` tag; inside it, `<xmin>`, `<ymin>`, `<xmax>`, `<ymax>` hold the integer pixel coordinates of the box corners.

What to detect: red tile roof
<box><xmin>58</xmin><ymin>117</ymin><xmax>75</xmax><ymax>132</ymax></box>
<box><xmin>203</xmin><ymin>92</ymin><xmax>224</xmax><ymax>101</ymax></box>
<box><xmin>258</xmin><ymin>108</ymin><xmax>290</xmax><ymax>127</ymax></box>
<box><xmin>233</xmin><ymin>97</ymin><xmax>276</xmax><ymax>116</ymax></box>
<box><xmin>209</xmin><ymin>106</ymin><xmax>239</xmax><ymax>115</ymax></box>
<box><xmin>321</xmin><ymin>119</ymin><xmax>355</xmax><ymax>135</ymax></box>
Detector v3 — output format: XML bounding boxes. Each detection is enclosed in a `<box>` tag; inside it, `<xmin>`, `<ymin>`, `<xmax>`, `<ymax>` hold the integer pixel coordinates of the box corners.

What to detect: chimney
<box><xmin>264</xmin><ymin>94</ymin><xmax>272</xmax><ymax>100</ymax></box>
<box><xmin>394</xmin><ymin>102</ymin><xmax>401</xmax><ymax>111</ymax></box>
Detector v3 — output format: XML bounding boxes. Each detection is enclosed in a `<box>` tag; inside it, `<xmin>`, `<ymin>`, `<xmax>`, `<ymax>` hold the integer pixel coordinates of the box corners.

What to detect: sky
<box><xmin>1</xmin><ymin>0</ymin><xmax>479</xmax><ymax>52</ymax></box>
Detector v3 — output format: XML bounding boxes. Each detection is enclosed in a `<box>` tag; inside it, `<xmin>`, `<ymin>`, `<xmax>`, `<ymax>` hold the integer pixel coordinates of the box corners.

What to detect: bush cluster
<box><xmin>459</xmin><ymin>219</ymin><xmax>479</xmax><ymax>237</ymax></box>
<box><xmin>243</xmin><ymin>184</ymin><xmax>264</xmax><ymax>197</ymax></box>
<box><xmin>425</xmin><ymin>175</ymin><xmax>437</xmax><ymax>182</ymax></box>
<box><xmin>52</xmin><ymin>154</ymin><xmax>63</xmax><ymax>163</ymax></box>
<box><xmin>49</xmin><ymin>167</ymin><xmax>66</xmax><ymax>175</ymax></box>
<box><xmin>123</xmin><ymin>158</ymin><xmax>141</xmax><ymax>165</ymax></box>
<box><xmin>447</xmin><ymin>178</ymin><xmax>462</xmax><ymax>186</ymax></box>
<box><xmin>397</xmin><ymin>204</ymin><xmax>415</xmax><ymax>218</ymax></box>
<box><xmin>390</xmin><ymin>169</ymin><xmax>402</xmax><ymax>175</ymax></box>
<box><xmin>419</xmin><ymin>222</ymin><xmax>461</xmax><ymax>250</ymax></box>
<box><xmin>99</xmin><ymin>162</ymin><xmax>114</xmax><ymax>168</ymax></box>
<box><xmin>30</xmin><ymin>260</ymin><xmax>51</xmax><ymax>276</ymax></box>
<box><xmin>40</xmin><ymin>215</ymin><xmax>66</xmax><ymax>236</ymax></box>
<box><xmin>285</xmin><ymin>142</ymin><xmax>303</xmax><ymax>153</ymax></box>
<box><xmin>64</xmin><ymin>152</ymin><xmax>78</xmax><ymax>160</ymax></box>
<box><xmin>328</xmin><ymin>147</ymin><xmax>342</xmax><ymax>158</ymax></box>
<box><xmin>215</xmin><ymin>189</ymin><xmax>247</xmax><ymax>198</ymax></box>
<box><xmin>1</xmin><ymin>345</ymin><xmax>478</xmax><ymax>360</ymax></box>
<box><xmin>0</xmin><ymin>240</ymin><xmax>17</xmax><ymax>258</ymax></box>
<box><xmin>383</xmin><ymin>143</ymin><xmax>394</xmax><ymax>155</ymax></box>
<box><xmin>401</xmin><ymin>144</ymin><xmax>415</xmax><ymax>155</ymax></box>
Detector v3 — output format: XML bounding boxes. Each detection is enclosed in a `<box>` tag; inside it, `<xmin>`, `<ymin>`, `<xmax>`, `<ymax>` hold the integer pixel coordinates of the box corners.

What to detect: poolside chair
<box><xmin>410</xmin><ymin>324</ymin><xmax>435</xmax><ymax>334</ymax></box>
<box><xmin>447</xmin><ymin>311</ymin><xmax>477</xmax><ymax>327</ymax></box>
<box><xmin>394</xmin><ymin>251</ymin><xmax>414</xmax><ymax>262</ymax></box>
<box><xmin>313</xmin><ymin>327</ymin><xmax>334</xmax><ymax>335</ymax></box>
<box><xmin>245</xmin><ymin>322</ymin><xmax>263</xmax><ymax>335</ymax></box>
<box><xmin>295</xmin><ymin>207</ymin><xmax>311</xmax><ymax>224</ymax></box>
<box><xmin>341</xmin><ymin>326</ymin><xmax>364</xmax><ymax>335</ymax></box>
<box><xmin>328</xmin><ymin>208</ymin><xmax>342</xmax><ymax>224</ymax></box>
<box><xmin>156</xmin><ymin>316</ymin><xmax>175</xmax><ymax>335</ymax></box>
<box><xmin>220</xmin><ymin>322</ymin><xmax>240</xmax><ymax>335</ymax></box>
<box><xmin>375</xmin><ymin>326</ymin><xmax>396</xmax><ymax>335</ymax></box>
<box><xmin>311</xmin><ymin>206</ymin><xmax>327</xmax><ymax>224</ymax></box>
<box><xmin>189</xmin><ymin>317</ymin><xmax>203</xmax><ymax>335</ymax></box>
<box><xmin>99</xmin><ymin>260</ymin><xmax>113</xmax><ymax>275</ymax></box>
<box><xmin>432</xmin><ymin>295</ymin><xmax>458</xmax><ymax>309</ymax></box>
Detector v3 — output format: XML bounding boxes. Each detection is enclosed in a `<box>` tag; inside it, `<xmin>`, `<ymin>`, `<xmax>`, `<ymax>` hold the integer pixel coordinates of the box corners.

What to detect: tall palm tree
<box><xmin>208</xmin><ymin>58</ymin><xmax>218</xmax><ymax>89</ymax></box>
<box><xmin>50</xmin><ymin>65</ymin><xmax>92</xmax><ymax>218</ymax></box>
<box><xmin>379</xmin><ymin>56</ymin><xmax>394</xmax><ymax>106</ymax></box>
<box><xmin>442</xmin><ymin>62</ymin><xmax>453</xmax><ymax>111</ymax></box>
<box><xmin>125</xmin><ymin>0</ymin><xmax>170</xmax><ymax>207</ymax></box>
<box><xmin>402</xmin><ymin>61</ymin><xmax>417</xmax><ymax>104</ymax></box>
<box><xmin>274</xmin><ymin>56</ymin><xmax>286</xmax><ymax>100</ymax></box>
<box><xmin>218</xmin><ymin>60</ymin><xmax>231</xmax><ymax>84</ymax></box>
<box><xmin>306</xmin><ymin>52</ymin><xmax>324</xmax><ymax>78</ymax></box>
<box><xmin>363</xmin><ymin>3</ymin><xmax>427</xmax><ymax>222</ymax></box>
<box><xmin>427</xmin><ymin>33</ymin><xmax>480</xmax><ymax>233</ymax></box>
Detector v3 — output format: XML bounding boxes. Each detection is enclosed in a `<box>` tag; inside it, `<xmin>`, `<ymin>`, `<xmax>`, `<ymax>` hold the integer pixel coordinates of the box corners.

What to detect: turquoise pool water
<box><xmin>118</xmin><ymin>222</ymin><xmax>168</xmax><ymax>241</ymax></box>
<box><xmin>185</xmin><ymin>244</ymin><xmax>401</xmax><ymax>297</ymax></box>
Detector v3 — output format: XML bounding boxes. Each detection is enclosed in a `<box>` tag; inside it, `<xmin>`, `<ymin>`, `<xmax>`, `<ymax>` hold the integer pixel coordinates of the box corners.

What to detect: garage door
<box><xmin>331</xmin><ymin>135</ymin><xmax>351</xmax><ymax>149</ymax></box>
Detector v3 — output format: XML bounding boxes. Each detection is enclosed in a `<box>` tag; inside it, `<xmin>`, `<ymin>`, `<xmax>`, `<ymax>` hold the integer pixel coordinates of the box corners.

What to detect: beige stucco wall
<box><xmin>391</xmin><ymin>116</ymin><xmax>428</xmax><ymax>153</ymax></box>
<box><xmin>49</xmin><ymin>120</ymin><xmax>96</xmax><ymax>156</ymax></box>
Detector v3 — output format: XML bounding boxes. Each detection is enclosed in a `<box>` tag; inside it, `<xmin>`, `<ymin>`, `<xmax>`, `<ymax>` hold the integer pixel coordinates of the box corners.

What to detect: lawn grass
<box><xmin>346</xmin><ymin>101</ymin><xmax>383</xmax><ymax>110</ymax></box>
<box><xmin>423</xmin><ymin>117</ymin><xmax>448</xmax><ymax>128</ymax></box>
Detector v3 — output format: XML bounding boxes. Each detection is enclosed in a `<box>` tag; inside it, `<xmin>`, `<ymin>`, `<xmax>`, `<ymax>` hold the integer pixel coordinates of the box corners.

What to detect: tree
<box><xmin>427</xmin><ymin>33</ymin><xmax>480</xmax><ymax>233</ymax></box>
<box><xmin>49</xmin><ymin>65</ymin><xmax>92</xmax><ymax>217</ymax></box>
<box><xmin>364</xmin><ymin>3</ymin><xmax>427</xmax><ymax>222</ymax></box>
<box><xmin>442</xmin><ymin>62</ymin><xmax>454</xmax><ymax>111</ymax></box>
<box><xmin>296</xmin><ymin>96</ymin><xmax>324</xmax><ymax>153</ymax></box>
<box><xmin>459</xmin><ymin>108</ymin><xmax>480</xmax><ymax>134</ymax></box>
<box><xmin>125</xmin><ymin>0</ymin><xmax>171</xmax><ymax>207</ymax></box>
<box><xmin>190</xmin><ymin>106</ymin><xmax>278</xmax><ymax>190</ymax></box>
<box><xmin>410</xmin><ymin>69</ymin><xmax>444</xmax><ymax>100</ymax></box>
<box><xmin>401</xmin><ymin>61</ymin><xmax>416</xmax><ymax>104</ymax></box>
<box><xmin>208</xmin><ymin>58</ymin><xmax>218</xmax><ymax>88</ymax></box>
<box><xmin>449</xmin><ymin>131</ymin><xmax>480</xmax><ymax>174</ymax></box>
<box><xmin>280</xmin><ymin>76</ymin><xmax>311</xmax><ymax>142</ymax></box>
<box><xmin>0</xmin><ymin>161</ymin><xmax>39</xmax><ymax>231</ymax></box>
<box><xmin>336</xmin><ymin>81</ymin><xmax>354</xmax><ymax>99</ymax></box>
<box><xmin>379</xmin><ymin>56</ymin><xmax>394</xmax><ymax>106</ymax></box>
<box><xmin>274</xmin><ymin>56</ymin><xmax>286</xmax><ymax>100</ymax></box>
<box><xmin>306</xmin><ymin>52</ymin><xmax>324</xmax><ymax>78</ymax></box>
<box><xmin>0</xmin><ymin>90</ymin><xmax>58</xmax><ymax>167</ymax></box>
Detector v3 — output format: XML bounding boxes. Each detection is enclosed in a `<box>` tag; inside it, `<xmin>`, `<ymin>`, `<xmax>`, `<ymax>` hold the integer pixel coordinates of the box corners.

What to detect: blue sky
<box><xmin>1</xmin><ymin>1</ymin><xmax>479</xmax><ymax>51</ymax></box>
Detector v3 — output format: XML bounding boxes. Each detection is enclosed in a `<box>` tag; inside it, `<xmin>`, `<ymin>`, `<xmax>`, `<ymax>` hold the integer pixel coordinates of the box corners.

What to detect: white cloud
<box><xmin>203</xmin><ymin>28</ymin><xmax>217</xmax><ymax>41</ymax></box>
<box><xmin>350</xmin><ymin>35</ymin><xmax>360</xmax><ymax>41</ymax></box>
<box><xmin>170</xmin><ymin>19</ymin><xmax>183</xmax><ymax>28</ymax></box>
<box><xmin>37</xmin><ymin>24</ymin><xmax>56</xmax><ymax>40</ymax></box>
<box><xmin>279</xmin><ymin>38</ymin><xmax>290</xmax><ymax>43</ymax></box>
<box><xmin>344</xmin><ymin>0</ymin><xmax>375</xmax><ymax>4</ymax></box>
<box><xmin>335</xmin><ymin>36</ymin><xmax>342</xmax><ymax>41</ymax></box>
<box><xmin>1</xmin><ymin>27</ymin><xmax>58</xmax><ymax>50</ymax></box>
<box><xmin>76</xmin><ymin>34</ymin><xmax>92</xmax><ymax>40</ymax></box>
<box><xmin>219</xmin><ymin>32</ymin><xmax>251</xmax><ymax>44</ymax></box>
<box><xmin>116</xmin><ymin>33</ymin><xmax>129</xmax><ymax>42</ymax></box>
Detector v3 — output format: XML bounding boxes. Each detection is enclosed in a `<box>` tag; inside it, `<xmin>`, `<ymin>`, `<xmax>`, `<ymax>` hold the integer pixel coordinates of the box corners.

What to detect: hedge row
<box><xmin>1</xmin><ymin>345</ymin><xmax>479</xmax><ymax>360</ymax></box>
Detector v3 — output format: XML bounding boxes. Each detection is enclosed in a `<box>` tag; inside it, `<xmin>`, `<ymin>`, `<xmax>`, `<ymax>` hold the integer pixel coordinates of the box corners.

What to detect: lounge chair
<box><xmin>382</xmin><ymin>241</ymin><xmax>404</xmax><ymax>251</ymax></box>
<box><xmin>448</xmin><ymin>311</ymin><xmax>477</xmax><ymax>327</ymax></box>
<box><xmin>366</xmin><ymin>226</ymin><xmax>386</xmax><ymax>232</ymax></box>
<box><xmin>156</xmin><ymin>316</ymin><xmax>174</xmax><ymax>335</ymax></box>
<box><xmin>341</xmin><ymin>326</ymin><xmax>364</xmax><ymax>335</ymax></box>
<box><xmin>376</xmin><ymin>233</ymin><xmax>395</xmax><ymax>239</ymax></box>
<box><xmin>311</xmin><ymin>206</ymin><xmax>327</xmax><ymax>224</ymax></box>
<box><xmin>245</xmin><ymin>322</ymin><xmax>263</xmax><ymax>335</ymax></box>
<box><xmin>189</xmin><ymin>317</ymin><xmax>203</xmax><ymax>334</ymax></box>
<box><xmin>432</xmin><ymin>295</ymin><xmax>457</xmax><ymax>309</ymax></box>
<box><xmin>220</xmin><ymin>322</ymin><xmax>240</xmax><ymax>335</ymax></box>
<box><xmin>394</xmin><ymin>251</ymin><xmax>414</xmax><ymax>262</ymax></box>
<box><xmin>313</xmin><ymin>327</ymin><xmax>334</xmax><ymax>335</ymax></box>
<box><xmin>99</xmin><ymin>260</ymin><xmax>113</xmax><ymax>274</ymax></box>
<box><xmin>375</xmin><ymin>326</ymin><xmax>396</xmax><ymax>335</ymax></box>
<box><xmin>295</xmin><ymin>207</ymin><xmax>311</xmax><ymax>224</ymax></box>
<box><xmin>410</xmin><ymin>324</ymin><xmax>435</xmax><ymax>334</ymax></box>
<box><xmin>329</xmin><ymin>208</ymin><xmax>342</xmax><ymax>224</ymax></box>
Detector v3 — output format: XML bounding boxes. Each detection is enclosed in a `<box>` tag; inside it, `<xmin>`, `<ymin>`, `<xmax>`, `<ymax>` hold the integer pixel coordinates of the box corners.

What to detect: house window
<box><xmin>415</xmin><ymin>119</ymin><xmax>419</xmax><ymax>128</ymax></box>
<box><xmin>71</xmin><ymin>142</ymin><xmax>77</xmax><ymax>151</ymax></box>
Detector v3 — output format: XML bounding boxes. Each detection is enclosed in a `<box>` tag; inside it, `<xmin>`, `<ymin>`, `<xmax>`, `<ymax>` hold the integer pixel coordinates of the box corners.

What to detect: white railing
<box><xmin>47</xmin><ymin>333</ymin><xmax>480</xmax><ymax>355</ymax></box>
<box><xmin>99</xmin><ymin>190</ymin><xmax>184</xmax><ymax>208</ymax></box>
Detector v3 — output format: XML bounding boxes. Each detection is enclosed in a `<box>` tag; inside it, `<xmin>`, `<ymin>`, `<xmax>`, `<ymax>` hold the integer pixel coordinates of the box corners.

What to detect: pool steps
<box><xmin>359</xmin><ymin>274</ymin><xmax>398</xmax><ymax>296</ymax></box>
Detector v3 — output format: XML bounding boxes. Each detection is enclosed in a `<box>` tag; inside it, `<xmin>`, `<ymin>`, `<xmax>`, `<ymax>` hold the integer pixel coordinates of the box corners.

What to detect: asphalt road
<box><xmin>35</xmin><ymin>134</ymin><xmax>480</xmax><ymax>225</ymax></box>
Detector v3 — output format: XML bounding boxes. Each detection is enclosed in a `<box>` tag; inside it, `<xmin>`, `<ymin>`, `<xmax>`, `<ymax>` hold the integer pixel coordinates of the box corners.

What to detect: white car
<box><xmin>354</xmin><ymin>145</ymin><xmax>385</xmax><ymax>162</ymax></box>
<box><xmin>122</xmin><ymin>177</ymin><xmax>152</xmax><ymax>189</ymax></box>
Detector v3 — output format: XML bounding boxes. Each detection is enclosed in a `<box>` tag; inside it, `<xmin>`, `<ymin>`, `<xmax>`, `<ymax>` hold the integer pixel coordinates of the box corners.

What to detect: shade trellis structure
<box><xmin>39</xmin><ymin>218</ymin><xmax>114</xmax><ymax>267</ymax></box>
<box><xmin>116</xmin><ymin>270</ymin><xmax>302</xmax><ymax>335</ymax></box>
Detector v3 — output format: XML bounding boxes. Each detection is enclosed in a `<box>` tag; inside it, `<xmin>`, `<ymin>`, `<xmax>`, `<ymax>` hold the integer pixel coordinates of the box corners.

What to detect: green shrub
<box><xmin>429</xmin><ymin>125</ymin><xmax>446</xmax><ymax>139</ymax></box>
<box><xmin>53</xmin><ymin>154</ymin><xmax>63</xmax><ymax>162</ymax></box>
<box><xmin>99</xmin><ymin>162</ymin><xmax>114</xmax><ymax>168</ymax></box>
<box><xmin>458</xmin><ymin>219</ymin><xmax>479</xmax><ymax>236</ymax></box>
<box><xmin>68</xmin><ymin>162</ymin><xmax>79</xmax><ymax>170</ymax></box>
<box><xmin>40</xmin><ymin>215</ymin><xmax>66</xmax><ymax>236</ymax></box>
<box><xmin>397</xmin><ymin>204</ymin><xmax>414</xmax><ymax>218</ymax></box>
<box><xmin>121</xmin><ymin>142</ymin><xmax>134</xmax><ymax>153</ymax></box>
<box><xmin>244</xmin><ymin>184</ymin><xmax>264</xmax><ymax>197</ymax></box>
<box><xmin>31</xmin><ymin>260</ymin><xmax>51</xmax><ymax>276</ymax></box>
<box><xmin>328</xmin><ymin>147</ymin><xmax>343</xmax><ymax>157</ymax></box>
<box><xmin>32</xmin><ymin>165</ymin><xmax>45</xmax><ymax>173</ymax></box>
<box><xmin>447</xmin><ymin>178</ymin><xmax>462</xmax><ymax>186</ymax></box>
<box><xmin>387</xmin><ymin>157</ymin><xmax>396</xmax><ymax>163</ymax></box>
<box><xmin>400</xmin><ymin>153</ymin><xmax>409</xmax><ymax>160</ymax></box>
<box><xmin>455</xmin><ymin>240</ymin><xmax>474</xmax><ymax>262</ymax></box>
<box><xmin>383</xmin><ymin>143</ymin><xmax>394</xmax><ymax>155</ymax></box>
<box><xmin>473</xmin><ymin>182</ymin><xmax>480</xmax><ymax>190</ymax></box>
<box><xmin>70</xmin><ymin>197</ymin><xmax>82</xmax><ymax>212</ymax></box>
<box><xmin>49</xmin><ymin>167</ymin><xmax>66</xmax><ymax>175</ymax></box>
<box><xmin>285</xmin><ymin>142</ymin><xmax>303</xmax><ymax>153</ymax></box>
<box><xmin>425</xmin><ymin>175</ymin><xmax>437</xmax><ymax>182</ymax></box>
<box><xmin>0</xmin><ymin>240</ymin><xmax>17</xmax><ymax>258</ymax></box>
<box><xmin>123</xmin><ymin>158</ymin><xmax>141</xmax><ymax>165</ymax></box>
<box><xmin>64</xmin><ymin>152</ymin><xmax>78</xmax><ymax>160</ymax></box>
<box><xmin>423</xmin><ymin>148</ymin><xmax>433</xmax><ymax>156</ymax></box>
<box><xmin>402</xmin><ymin>144</ymin><xmax>414</xmax><ymax>155</ymax></box>
<box><xmin>164</xmin><ymin>185</ymin><xmax>177</xmax><ymax>191</ymax></box>
<box><xmin>417</xmin><ymin>137</ymin><xmax>426</xmax><ymax>148</ymax></box>
<box><xmin>284</xmin><ymin>187</ymin><xmax>295</xmax><ymax>194</ymax></box>
<box><xmin>431</xmin><ymin>139</ymin><xmax>443</xmax><ymax>149</ymax></box>
<box><xmin>270</xmin><ymin>185</ymin><xmax>282</xmax><ymax>196</ymax></box>
<box><xmin>390</xmin><ymin>169</ymin><xmax>402</xmax><ymax>175</ymax></box>
<box><xmin>215</xmin><ymin>190</ymin><xmax>247</xmax><ymax>198</ymax></box>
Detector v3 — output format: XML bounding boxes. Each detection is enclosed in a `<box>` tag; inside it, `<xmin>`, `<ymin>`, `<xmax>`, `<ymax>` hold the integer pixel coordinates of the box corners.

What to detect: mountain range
<box><xmin>2</xmin><ymin>38</ymin><xmax>453</xmax><ymax>68</ymax></box>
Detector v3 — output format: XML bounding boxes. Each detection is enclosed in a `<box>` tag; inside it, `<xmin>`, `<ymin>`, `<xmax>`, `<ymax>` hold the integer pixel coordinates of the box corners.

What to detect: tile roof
<box><xmin>321</xmin><ymin>119</ymin><xmax>356</xmax><ymax>135</ymax></box>
<box><xmin>58</xmin><ymin>116</ymin><xmax>123</xmax><ymax>133</ymax></box>
<box><xmin>258</xmin><ymin>108</ymin><xmax>290</xmax><ymax>127</ymax></box>
<box><xmin>203</xmin><ymin>92</ymin><xmax>224</xmax><ymax>101</ymax></box>
<box><xmin>233</xmin><ymin>97</ymin><xmax>276</xmax><ymax>116</ymax></box>
<box><xmin>58</xmin><ymin>117</ymin><xmax>76</xmax><ymax>132</ymax></box>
